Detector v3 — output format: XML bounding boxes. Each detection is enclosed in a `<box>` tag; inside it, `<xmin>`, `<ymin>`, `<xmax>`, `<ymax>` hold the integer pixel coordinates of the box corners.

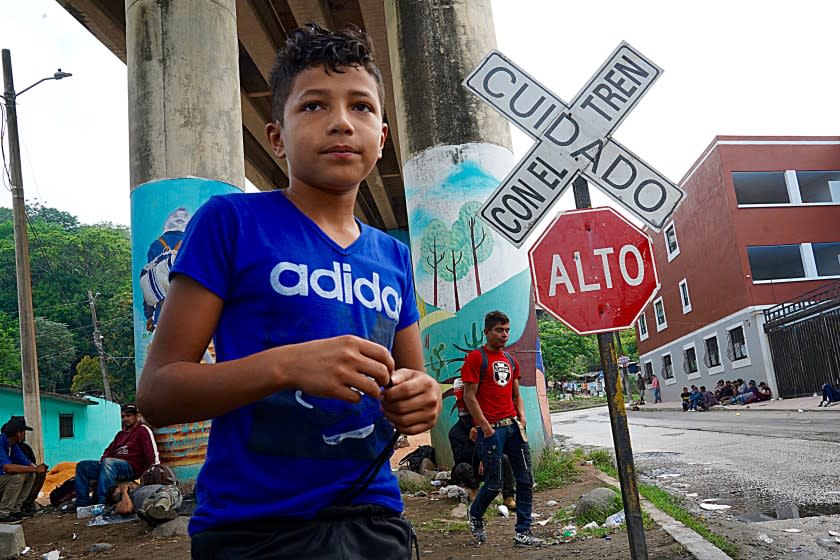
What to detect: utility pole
<box><xmin>3</xmin><ymin>49</ymin><xmax>43</xmax><ymax>461</ymax></box>
<box><xmin>87</xmin><ymin>290</ymin><xmax>112</xmax><ymax>401</ymax></box>
<box><xmin>2</xmin><ymin>49</ymin><xmax>71</xmax><ymax>463</ymax></box>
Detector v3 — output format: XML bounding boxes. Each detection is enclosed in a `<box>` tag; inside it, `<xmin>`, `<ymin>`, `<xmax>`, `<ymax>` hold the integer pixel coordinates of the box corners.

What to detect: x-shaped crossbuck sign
<box><xmin>464</xmin><ymin>42</ymin><xmax>686</xmax><ymax>248</ymax></box>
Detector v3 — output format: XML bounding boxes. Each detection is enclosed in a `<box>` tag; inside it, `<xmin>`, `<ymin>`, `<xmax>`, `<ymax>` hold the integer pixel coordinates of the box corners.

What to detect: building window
<box><xmin>813</xmin><ymin>242</ymin><xmax>840</xmax><ymax>277</ymax></box>
<box><xmin>747</xmin><ymin>244</ymin><xmax>806</xmax><ymax>281</ymax></box>
<box><xmin>661</xmin><ymin>354</ymin><xmax>674</xmax><ymax>380</ymax></box>
<box><xmin>664</xmin><ymin>222</ymin><xmax>680</xmax><ymax>261</ymax></box>
<box><xmin>726</xmin><ymin>324</ymin><xmax>749</xmax><ymax>363</ymax></box>
<box><xmin>654</xmin><ymin>297</ymin><xmax>667</xmax><ymax>331</ymax></box>
<box><xmin>644</xmin><ymin>361</ymin><xmax>653</xmax><ymax>379</ymax></box>
<box><xmin>59</xmin><ymin>413</ymin><xmax>74</xmax><ymax>439</ymax></box>
<box><xmin>637</xmin><ymin>313</ymin><xmax>649</xmax><ymax>341</ymax></box>
<box><xmin>678</xmin><ymin>279</ymin><xmax>692</xmax><ymax>313</ymax></box>
<box><xmin>732</xmin><ymin>171</ymin><xmax>789</xmax><ymax>205</ymax></box>
<box><xmin>796</xmin><ymin>171</ymin><xmax>840</xmax><ymax>203</ymax></box>
<box><xmin>704</xmin><ymin>335</ymin><xmax>721</xmax><ymax>368</ymax></box>
<box><xmin>683</xmin><ymin>345</ymin><xmax>699</xmax><ymax>376</ymax></box>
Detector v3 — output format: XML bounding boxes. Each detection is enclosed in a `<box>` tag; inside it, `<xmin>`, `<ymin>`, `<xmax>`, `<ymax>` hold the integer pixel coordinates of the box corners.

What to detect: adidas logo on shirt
<box><xmin>270</xmin><ymin>261</ymin><xmax>402</xmax><ymax>321</ymax></box>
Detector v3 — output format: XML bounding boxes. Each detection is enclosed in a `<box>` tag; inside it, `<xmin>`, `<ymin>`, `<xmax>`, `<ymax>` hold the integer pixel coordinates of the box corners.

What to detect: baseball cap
<box><xmin>2</xmin><ymin>415</ymin><xmax>33</xmax><ymax>435</ymax></box>
<box><xmin>121</xmin><ymin>404</ymin><xmax>139</xmax><ymax>414</ymax></box>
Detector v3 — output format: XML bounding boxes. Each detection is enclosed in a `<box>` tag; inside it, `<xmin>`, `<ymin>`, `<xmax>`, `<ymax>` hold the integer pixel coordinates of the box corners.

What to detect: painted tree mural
<box><xmin>420</xmin><ymin>220</ymin><xmax>449</xmax><ymax>307</ymax></box>
<box><xmin>440</xmin><ymin>232</ymin><xmax>470</xmax><ymax>312</ymax></box>
<box><xmin>451</xmin><ymin>201</ymin><xmax>494</xmax><ymax>296</ymax></box>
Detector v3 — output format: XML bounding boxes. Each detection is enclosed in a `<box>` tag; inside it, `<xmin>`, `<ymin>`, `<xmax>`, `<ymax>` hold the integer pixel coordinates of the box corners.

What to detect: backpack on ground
<box><xmin>398</xmin><ymin>445</ymin><xmax>436</xmax><ymax>473</ymax></box>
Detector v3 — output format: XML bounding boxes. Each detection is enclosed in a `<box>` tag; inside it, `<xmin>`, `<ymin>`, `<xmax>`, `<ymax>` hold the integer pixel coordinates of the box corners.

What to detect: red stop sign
<box><xmin>528</xmin><ymin>207</ymin><xmax>659</xmax><ymax>335</ymax></box>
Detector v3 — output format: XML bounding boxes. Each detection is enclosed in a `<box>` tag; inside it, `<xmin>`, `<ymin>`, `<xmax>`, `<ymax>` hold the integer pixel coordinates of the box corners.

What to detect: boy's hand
<box><xmin>283</xmin><ymin>335</ymin><xmax>394</xmax><ymax>403</ymax></box>
<box><xmin>382</xmin><ymin>368</ymin><xmax>441</xmax><ymax>435</ymax></box>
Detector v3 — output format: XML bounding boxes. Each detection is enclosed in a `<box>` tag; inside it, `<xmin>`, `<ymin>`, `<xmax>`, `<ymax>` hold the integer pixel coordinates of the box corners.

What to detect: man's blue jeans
<box><xmin>75</xmin><ymin>458</ymin><xmax>136</xmax><ymax>505</ymax></box>
<box><xmin>468</xmin><ymin>422</ymin><xmax>534</xmax><ymax>533</ymax></box>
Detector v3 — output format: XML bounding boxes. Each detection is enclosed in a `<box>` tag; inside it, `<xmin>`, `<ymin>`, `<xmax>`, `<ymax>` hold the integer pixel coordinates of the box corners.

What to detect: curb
<box><xmin>594</xmin><ymin>471</ymin><xmax>733</xmax><ymax>560</ymax></box>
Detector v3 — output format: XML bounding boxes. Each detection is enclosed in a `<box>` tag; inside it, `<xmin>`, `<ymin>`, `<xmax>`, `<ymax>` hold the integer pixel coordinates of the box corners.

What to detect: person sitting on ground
<box><xmin>688</xmin><ymin>385</ymin><xmax>702</xmax><ymax>411</ymax></box>
<box><xmin>819</xmin><ymin>383</ymin><xmax>840</xmax><ymax>407</ymax></box>
<box><xmin>730</xmin><ymin>380</ymin><xmax>760</xmax><ymax>405</ymax></box>
<box><xmin>699</xmin><ymin>386</ymin><xmax>716</xmax><ymax>411</ymax></box>
<box><xmin>74</xmin><ymin>404</ymin><xmax>159</xmax><ymax>508</ymax></box>
<box><xmin>680</xmin><ymin>387</ymin><xmax>690</xmax><ymax>412</ymax></box>
<box><xmin>6</xmin><ymin>416</ymin><xmax>46</xmax><ymax>516</ymax></box>
<box><xmin>713</xmin><ymin>380</ymin><xmax>726</xmax><ymax>402</ymax></box>
<box><xmin>0</xmin><ymin>417</ymin><xmax>48</xmax><ymax>523</ymax></box>
<box><xmin>756</xmin><ymin>382</ymin><xmax>772</xmax><ymax>402</ymax></box>
<box><xmin>448</xmin><ymin>379</ymin><xmax>516</xmax><ymax>507</ymax></box>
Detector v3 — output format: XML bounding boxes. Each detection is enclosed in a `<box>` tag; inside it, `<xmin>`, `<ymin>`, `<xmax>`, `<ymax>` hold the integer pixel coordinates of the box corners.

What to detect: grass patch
<box><xmin>585</xmin><ymin>450</ymin><xmax>739</xmax><ymax>558</ymax></box>
<box><xmin>418</xmin><ymin>519</ymin><xmax>469</xmax><ymax>534</ymax></box>
<box><xmin>548</xmin><ymin>396</ymin><xmax>608</xmax><ymax>413</ymax></box>
<box><xmin>574</xmin><ymin>488</ymin><xmax>622</xmax><ymax>526</ymax></box>
<box><xmin>638</xmin><ymin>483</ymin><xmax>738</xmax><ymax>558</ymax></box>
<box><xmin>533</xmin><ymin>447</ymin><xmax>578</xmax><ymax>490</ymax></box>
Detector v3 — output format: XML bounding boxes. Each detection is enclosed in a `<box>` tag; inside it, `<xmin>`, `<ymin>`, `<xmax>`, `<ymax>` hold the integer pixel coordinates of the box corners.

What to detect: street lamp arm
<box><xmin>15</xmin><ymin>70</ymin><xmax>72</xmax><ymax>98</ymax></box>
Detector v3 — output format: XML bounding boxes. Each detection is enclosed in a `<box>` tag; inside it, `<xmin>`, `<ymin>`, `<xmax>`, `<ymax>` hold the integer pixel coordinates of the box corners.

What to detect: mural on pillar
<box><xmin>404</xmin><ymin>143</ymin><xmax>552</xmax><ymax>466</ymax></box>
<box><xmin>130</xmin><ymin>177</ymin><xmax>239</xmax><ymax>480</ymax></box>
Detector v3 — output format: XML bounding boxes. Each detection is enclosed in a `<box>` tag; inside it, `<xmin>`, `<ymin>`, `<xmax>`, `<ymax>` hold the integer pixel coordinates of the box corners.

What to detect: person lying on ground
<box><xmin>109</xmin><ymin>481</ymin><xmax>183</xmax><ymax>526</ymax></box>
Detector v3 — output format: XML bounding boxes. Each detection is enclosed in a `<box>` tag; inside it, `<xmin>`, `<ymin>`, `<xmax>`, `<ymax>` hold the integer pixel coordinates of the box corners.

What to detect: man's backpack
<box><xmin>398</xmin><ymin>445</ymin><xmax>436</xmax><ymax>473</ymax></box>
<box><xmin>140</xmin><ymin>464</ymin><xmax>177</xmax><ymax>486</ymax></box>
<box><xmin>49</xmin><ymin>477</ymin><xmax>76</xmax><ymax>507</ymax></box>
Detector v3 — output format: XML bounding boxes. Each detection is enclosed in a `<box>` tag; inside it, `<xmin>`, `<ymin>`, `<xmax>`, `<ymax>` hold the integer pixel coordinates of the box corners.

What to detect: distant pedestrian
<box><xmin>651</xmin><ymin>375</ymin><xmax>661</xmax><ymax>404</ymax></box>
<box><xmin>636</xmin><ymin>373</ymin><xmax>646</xmax><ymax>405</ymax></box>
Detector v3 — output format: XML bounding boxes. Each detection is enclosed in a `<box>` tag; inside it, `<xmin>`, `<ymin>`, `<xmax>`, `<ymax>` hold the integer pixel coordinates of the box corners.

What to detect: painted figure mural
<box><xmin>404</xmin><ymin>144</ymin><xmax>552</xmax><ymax>466</ymax></box>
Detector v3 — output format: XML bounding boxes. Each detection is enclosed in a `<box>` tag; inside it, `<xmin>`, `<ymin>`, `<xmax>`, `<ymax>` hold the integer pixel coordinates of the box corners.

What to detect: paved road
<box><xmin>551</xmin><ymin>407</ymin><xmax>840</xmax><ymax>558</ymax></box>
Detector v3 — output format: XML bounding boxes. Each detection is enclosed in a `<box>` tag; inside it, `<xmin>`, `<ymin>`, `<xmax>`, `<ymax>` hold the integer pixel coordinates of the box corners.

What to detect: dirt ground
<box><xmin>14</xmin><ymin>434</ymin><xmax>689</xmax><ymax>559</ymax></box>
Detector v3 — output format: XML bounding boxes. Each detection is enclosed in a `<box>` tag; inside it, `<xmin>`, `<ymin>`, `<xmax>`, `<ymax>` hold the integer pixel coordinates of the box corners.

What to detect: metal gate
<box><xmin>764</xmin><ymin>281</ymin><xmax>840</xmax><ymax>399</ymax></box>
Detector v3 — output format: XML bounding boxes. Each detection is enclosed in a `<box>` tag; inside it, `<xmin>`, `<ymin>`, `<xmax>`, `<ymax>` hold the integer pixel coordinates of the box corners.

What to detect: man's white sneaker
<box><xmin>468</xmin><ymin>515</ymin><xmax>486</xmax><ymax>544</ymax></box>
<box><xmin>514</xmin><ymin>530</ymin><xmax>544</xmax><ymax>547</ymax></box>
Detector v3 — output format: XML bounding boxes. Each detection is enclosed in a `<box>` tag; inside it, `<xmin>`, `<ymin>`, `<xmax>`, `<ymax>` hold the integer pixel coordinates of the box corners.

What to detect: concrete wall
<box><xmin>0</xmin><ymin>390</ymin><xmax>121</xmax><ymax>465</ymax></box>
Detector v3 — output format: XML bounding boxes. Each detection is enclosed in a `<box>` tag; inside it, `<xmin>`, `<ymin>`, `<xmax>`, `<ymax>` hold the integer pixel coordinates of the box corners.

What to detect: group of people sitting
<box><xmin>1</xmin><ymin>404</ymin><xmax>182</xmax><ymax>526</ymax></box>
<box><xmin>680</xmin><ymin>379</ymin><xmax>772</xmax><ymax>411</ymax></box>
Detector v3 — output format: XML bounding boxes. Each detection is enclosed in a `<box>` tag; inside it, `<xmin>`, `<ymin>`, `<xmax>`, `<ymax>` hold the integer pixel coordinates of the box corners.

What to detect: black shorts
<box><xmin>191</xmin><ymin>505</ymin><xmax>416</xmax><ymax>560</ymax></box>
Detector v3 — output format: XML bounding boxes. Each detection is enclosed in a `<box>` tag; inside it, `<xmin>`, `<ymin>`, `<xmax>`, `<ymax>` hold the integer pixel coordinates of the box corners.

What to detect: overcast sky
<box><xmin>1</xmin><ymin>0</ymin><xmax>838</xmax><ymax>227</ymax></box>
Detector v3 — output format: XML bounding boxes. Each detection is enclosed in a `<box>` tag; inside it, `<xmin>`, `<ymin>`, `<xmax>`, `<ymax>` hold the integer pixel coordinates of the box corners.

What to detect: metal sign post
<box><xmin>574</xmin><ymin>178</ymin><xmax>648</xmax><ymax>559</ymax></box>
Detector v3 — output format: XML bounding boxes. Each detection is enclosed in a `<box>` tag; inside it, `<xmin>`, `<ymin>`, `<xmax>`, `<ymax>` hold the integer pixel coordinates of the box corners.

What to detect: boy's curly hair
<box><xmin>484</xmin><ymin>310</ymin><xmax>510</xmax><ymax>331</ymax></box>
<box><xmin>270</xmin><ymin>23</ymin><xmax>385</xmax><ymax>124</ymax></box>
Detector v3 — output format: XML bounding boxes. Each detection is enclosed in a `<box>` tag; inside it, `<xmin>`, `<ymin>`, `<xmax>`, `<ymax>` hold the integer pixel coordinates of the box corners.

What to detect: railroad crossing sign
<box><xmin>464</xmin><ymin>43</ymin><xmax>685</xmax><ymax>247</ymax></box>
<box><xmin>528</xmin><ymin>207</ymin><xmax>659</xmax><ymax>335</ymax></box>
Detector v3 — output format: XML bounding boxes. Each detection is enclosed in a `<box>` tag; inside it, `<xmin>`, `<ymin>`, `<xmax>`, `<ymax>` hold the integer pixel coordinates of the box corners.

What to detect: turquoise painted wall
<box><xmin>0</xmin><ymin>389</ymin><xmax>121</xmax><ymax>466</ymax></box>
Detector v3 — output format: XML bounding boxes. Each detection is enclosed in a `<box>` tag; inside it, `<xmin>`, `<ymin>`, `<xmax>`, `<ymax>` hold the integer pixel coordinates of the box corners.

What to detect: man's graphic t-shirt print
<box><xmin>493</xmin><ymin>360</ymin><xmax>512</xmax><ymax>386</ymax></box>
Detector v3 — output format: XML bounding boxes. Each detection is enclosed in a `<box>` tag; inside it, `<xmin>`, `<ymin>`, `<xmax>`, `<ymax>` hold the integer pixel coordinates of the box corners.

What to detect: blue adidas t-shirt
<box><xmin>170</xmin><ymin>191</ymin><xmax>420</xmax><ymax>535</ymax></box>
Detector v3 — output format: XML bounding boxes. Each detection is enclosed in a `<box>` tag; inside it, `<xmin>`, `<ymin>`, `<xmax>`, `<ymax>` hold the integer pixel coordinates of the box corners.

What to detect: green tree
<box><xmin>71</xmin><ymin>355</ymin><xmax>116</xmax><ymax>394</ymax></box>
<box><xmin>451</xmin><ymin>201</ymin><xmax>493</xmax><ymax>296</ymax></box>
<box><xmin>0</xmin><ymin>311</ymin><xmax>20</xmax><ymax>384</ymax></box>
<box><xmin>34</xmin><ymin>317</ymin><xmax>76</xmax><ymax>392</ymax></box>
<box><xmin>419</xmin><ymin>220</ymin><xmax>449</xmax><ymax>308</ymax></box>
<box><xmin>538</xmin><ymin>317</ymin><xmax>599</xmax><ymax>380</ymax></box>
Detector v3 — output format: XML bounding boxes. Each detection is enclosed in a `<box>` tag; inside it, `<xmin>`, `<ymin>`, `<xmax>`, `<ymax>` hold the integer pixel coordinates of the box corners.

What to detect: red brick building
<box><xmin>636</xmin><ymin>137</ymin><xmax>840</xmax><ymax>401</ymax></box>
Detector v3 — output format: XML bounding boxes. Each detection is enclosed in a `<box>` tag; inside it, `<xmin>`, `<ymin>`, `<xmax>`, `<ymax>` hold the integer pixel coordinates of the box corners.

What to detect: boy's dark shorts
<box><xmin>191</xmin><ymin>505</ymin><xmax>415</xmax><ymax>560</ymax></box>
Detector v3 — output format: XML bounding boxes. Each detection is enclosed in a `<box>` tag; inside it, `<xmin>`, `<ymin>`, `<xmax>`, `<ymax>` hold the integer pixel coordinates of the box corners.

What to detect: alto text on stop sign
<box><xmin>528</xmin><ymin>207</ymin><xmax>660</xmax><ymax>335</ymax></box>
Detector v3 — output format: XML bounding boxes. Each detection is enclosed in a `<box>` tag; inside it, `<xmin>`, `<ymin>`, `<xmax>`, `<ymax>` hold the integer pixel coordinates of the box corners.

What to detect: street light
<box><xmin>2</xmin><ymin>48</ymin><xmax>72</xmax><ymax>463</ymax></box>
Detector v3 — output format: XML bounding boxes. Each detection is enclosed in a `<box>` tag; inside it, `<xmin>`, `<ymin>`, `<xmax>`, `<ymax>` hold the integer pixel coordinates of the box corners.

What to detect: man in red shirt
<box><xmin>74</xmin><ymin>404</ymin><xmax>160</xmax><ymax>507</ymax></box>
<box><xmin>462</xmin><ymin>310</ymin><xmax>542</xmax><ymax>547</ymax></box>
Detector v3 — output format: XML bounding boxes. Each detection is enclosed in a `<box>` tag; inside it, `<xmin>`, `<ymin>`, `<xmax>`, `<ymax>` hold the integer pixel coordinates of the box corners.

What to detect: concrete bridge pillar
<box><xmin>385</xmin><ymin>0</ymin><xmax>552</xmax><ymax>466</ymax></box>
<box><xmin>125</xmin><ymin>0</ymin><xmax>244</xmax><ymax>480</ymax></box>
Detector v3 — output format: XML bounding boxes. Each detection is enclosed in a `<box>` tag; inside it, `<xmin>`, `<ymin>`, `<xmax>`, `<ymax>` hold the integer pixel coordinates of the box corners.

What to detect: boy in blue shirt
<box><xmin>0</xmin><ymin>416</ymin><xmax>48</xmax><ymax>523</ymax></box>
<box><xmin>137</xmin><ymin>23</ymin><xmax>440</xmax><ymax>559</ymax></box>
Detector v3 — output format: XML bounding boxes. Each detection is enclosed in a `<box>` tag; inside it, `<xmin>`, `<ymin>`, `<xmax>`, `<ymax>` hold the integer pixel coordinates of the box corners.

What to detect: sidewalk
<box><xmin>633</xmin><ymin>394</ymin><xmax>840</xmax><ymax>413</ymax></box>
